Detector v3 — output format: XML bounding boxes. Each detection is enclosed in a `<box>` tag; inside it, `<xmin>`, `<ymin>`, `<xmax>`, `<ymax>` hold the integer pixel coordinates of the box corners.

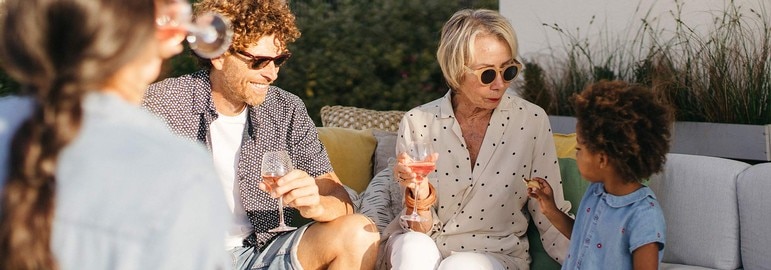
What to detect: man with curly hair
<box><xmin>142</xmin><ymin>0</ymin><xmax>379</xmax><ymax>269</ymax></box>
<box><xmin>527</xmin><ymin>80</ymin><xmax>673</xmax><ymax>269</ymax></box>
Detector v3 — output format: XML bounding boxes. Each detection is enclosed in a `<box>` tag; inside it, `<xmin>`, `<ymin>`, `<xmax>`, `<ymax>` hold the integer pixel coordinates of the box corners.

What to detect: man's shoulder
<box><xmin>268</xmin><ymin>86</ymin><xmax>304</xmax><ymax>104</ymax></box>
<box><xmin>146</xmin><ymin>70</ymin><xmax>210</xmax><ymax>101</ymax></box>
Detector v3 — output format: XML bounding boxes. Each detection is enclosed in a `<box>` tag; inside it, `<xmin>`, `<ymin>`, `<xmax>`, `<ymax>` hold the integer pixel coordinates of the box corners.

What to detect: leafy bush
<box><xmin>516</xmin><ymin>0</ymin><xmax>771</xmax><ymax>125</ymax></box>
<box><xmin>281</xmin><ymin>0</ymin><xmax>497</xmax><ymax>124</ymax></box>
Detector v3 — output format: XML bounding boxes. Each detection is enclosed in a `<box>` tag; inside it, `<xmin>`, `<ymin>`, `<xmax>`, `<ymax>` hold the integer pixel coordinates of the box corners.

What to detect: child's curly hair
<box><xmin>573</xmin><ymin>80</ymin><xmax>674</xmax><ymax>183</ymax></box>
<box><xmin>193</xmin><ymin>0</ymin><xmax>300</xmax><ymax>65</ymax></box>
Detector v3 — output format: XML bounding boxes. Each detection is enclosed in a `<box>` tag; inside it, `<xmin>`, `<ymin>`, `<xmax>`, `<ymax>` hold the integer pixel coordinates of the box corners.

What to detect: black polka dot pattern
<box><xmin>144</xmin><ymin>70</ymin><xmax>333</xmax><ymax>249</ymax></box>
<box><xmin>395</xmin><ymin>91</ymin><xmax>570</xmax><ymax>269</ymax></box>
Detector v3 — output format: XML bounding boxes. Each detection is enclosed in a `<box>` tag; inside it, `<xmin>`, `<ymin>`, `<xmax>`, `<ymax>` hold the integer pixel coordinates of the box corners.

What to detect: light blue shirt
<box><xmin>0</xmin><ymin>92</ymin><xmax>230</xmax><ymax>270</ymax></box>
<box><xmin>562</xmin><ymin>182</ymin><xmax>666</xmax><ymax>269</ymax></box>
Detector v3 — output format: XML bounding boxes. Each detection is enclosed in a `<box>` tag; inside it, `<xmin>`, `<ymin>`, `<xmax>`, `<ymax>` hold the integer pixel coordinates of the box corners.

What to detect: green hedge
<box><xmin>281</xmin><ymin>0</ymin><xmax>497</xmax><ymax>124</ymax></box>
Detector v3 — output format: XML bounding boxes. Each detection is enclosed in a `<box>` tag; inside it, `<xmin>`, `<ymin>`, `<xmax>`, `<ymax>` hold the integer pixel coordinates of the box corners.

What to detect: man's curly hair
<box><xmin>573</xmin><ymin>80</ymin><xmax>674</xmax><ymax>183</ymax></box>
<box><xmin>193</xmin><ymin>0</ymin><xmax>300</xmax><ymax>66</ymax></box>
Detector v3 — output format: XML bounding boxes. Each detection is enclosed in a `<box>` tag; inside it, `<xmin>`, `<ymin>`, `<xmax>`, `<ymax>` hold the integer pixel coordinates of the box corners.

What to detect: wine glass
<box><xmin>155</xmin><ymin>0</ymin><xmax>233</xmax><ymax>58</ymax></box>
<box><xmin>400</xmin><ymin>141</ymin><xmax>436</xmax><ymax>222</ymax></box>
<box><xmin>260</xmin><ymin>150</ymin><xmax>297</xmax><ymax>232</ymax></box>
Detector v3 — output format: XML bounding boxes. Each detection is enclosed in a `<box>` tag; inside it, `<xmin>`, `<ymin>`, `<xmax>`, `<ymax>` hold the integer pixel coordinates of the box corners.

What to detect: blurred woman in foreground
<box><xmin>0</xmin><ymin>0</ymin><xmax>229</xmax><ymax>269</ymax></box>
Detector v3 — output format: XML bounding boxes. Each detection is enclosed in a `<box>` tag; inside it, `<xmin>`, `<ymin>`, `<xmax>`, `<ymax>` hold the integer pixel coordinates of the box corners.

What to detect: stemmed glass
<box><xmin>400</xmin><ymin>141</ymin><xmax>437</xmax><ymax>222</ymax></box>
<box><xmin>155</xmin><ymin>0</ymin><xmax>233</xmax><ymax>58</ymax></box>
<box><xmin>260</xmin><ymin>150</ymin><xmax>297</xmax><ymax>233</ymax></box>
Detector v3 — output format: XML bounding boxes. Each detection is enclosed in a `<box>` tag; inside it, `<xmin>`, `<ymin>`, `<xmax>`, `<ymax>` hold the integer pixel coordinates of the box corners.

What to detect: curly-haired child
<box><xmin>527</xmin><ymin>80</ymin><xmax>673</xmax><ymax>270</ymax></box>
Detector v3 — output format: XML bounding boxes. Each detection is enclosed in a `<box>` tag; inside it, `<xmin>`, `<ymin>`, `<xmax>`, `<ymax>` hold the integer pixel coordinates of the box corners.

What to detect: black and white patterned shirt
<box><xmin>143</xmin><ymin>70</ymin><xmax>333</xmax><ymax>249</ymax></box>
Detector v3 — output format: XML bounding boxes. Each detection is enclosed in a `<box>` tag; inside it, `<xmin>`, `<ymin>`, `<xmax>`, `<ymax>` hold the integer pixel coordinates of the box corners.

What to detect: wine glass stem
<box><xmin>277</xmin><ymin>197</ymin><xmax>286</xmax><ymax>226</ymax></box>
<box><xmin>412</xmin><ymin>180</ymin><xmax>420</xmax><ymax>217</ymax></box>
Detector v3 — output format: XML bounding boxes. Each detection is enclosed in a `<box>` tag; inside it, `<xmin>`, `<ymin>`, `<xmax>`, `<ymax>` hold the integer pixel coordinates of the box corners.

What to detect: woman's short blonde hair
<box><xmin>437</xmin><ymin>9</ymin><xmax>519</xmax><ymax>90</ymax></box>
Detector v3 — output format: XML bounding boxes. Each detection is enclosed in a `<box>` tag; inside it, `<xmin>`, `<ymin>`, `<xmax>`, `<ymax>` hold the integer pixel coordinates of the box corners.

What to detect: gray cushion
<box><xmin>738</xmin><ymin>162</ymin><xmax>771</xmax><ymax>270</ymax></box>
<box><xmin>358</xmin><ymin>167</ymin><xmax>404</xmax><ymax>234</ymax></box>
<box><xmin>649</xmin><ymin>153</ymin><xmax>749</xmax><ymax>269</ymax></box>
<box><xmin>372</xmin><ymin>130</ymin><xmax>397</xmax><ymax>175</ymax></box>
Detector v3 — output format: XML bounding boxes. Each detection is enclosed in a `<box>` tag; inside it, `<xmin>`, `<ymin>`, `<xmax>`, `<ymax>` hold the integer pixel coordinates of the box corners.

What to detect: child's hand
<box><xmin>526</xmin><ymin>177</ymin><xmax>559</xmax><ymax>215</ymax></box>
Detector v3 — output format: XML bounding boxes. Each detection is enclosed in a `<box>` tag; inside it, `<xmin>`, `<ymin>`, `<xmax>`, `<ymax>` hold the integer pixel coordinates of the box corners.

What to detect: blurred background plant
<box><xmin>516</xmin><ymin>0</ymin><xmax>771</xmax><ymax>125</ymax></box>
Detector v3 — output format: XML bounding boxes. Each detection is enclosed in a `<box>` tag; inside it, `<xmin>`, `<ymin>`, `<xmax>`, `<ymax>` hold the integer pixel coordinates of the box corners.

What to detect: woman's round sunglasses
<box><xmin>235</xmin><ymin>50</ymin><xmax>292</xmax><ymax>70</ymax></box>
<box><xmin>465</xmin><ymin>60</ymin><xmax>522</xmax><ymax>85</ymax></box>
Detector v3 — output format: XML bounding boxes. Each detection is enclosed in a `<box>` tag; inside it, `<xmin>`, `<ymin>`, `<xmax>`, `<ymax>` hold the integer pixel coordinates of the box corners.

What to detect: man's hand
<box><xmin>259</xmin><ymin>169</ymin><xmax>325</xmax><ymax>220</ymax></box>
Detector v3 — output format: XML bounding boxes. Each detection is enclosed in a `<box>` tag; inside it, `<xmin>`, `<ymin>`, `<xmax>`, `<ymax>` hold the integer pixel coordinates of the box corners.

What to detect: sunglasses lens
<box><xmin>251</xmin><ymin>58</ymin><xmax>272</xmax><ymax>69</ymax></box>
<box><xmin>503</xmin><ymin>66</ymin><xmax>519</xmax><ymax>81</ymax></box>
<box><xmin>273</xmin><ymin>54</ymin><xmax>290</xmax><ymax>67</ymax></box>
<box><xmin>249</xmin><ymin>54</ymin><xmax>290</xmax><ymax>69</ymax></box>
<box><xmin>480</xmin><ymin>69</ymin><xmax>497</xmax><ymax>84</ymax></box>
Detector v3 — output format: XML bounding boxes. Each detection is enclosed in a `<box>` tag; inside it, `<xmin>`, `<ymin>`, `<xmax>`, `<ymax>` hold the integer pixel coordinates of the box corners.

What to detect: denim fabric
<box><xmin>0</xmin><ymin>93</ymin><xmax>230</xmax><ymax>270</ymax></box>
<box><xmin>231</xmin><ymin>223</ymin><xmax>310</xmax><ymax>270</ymax></box>
<box><xmin>563</xmin><ymin>182</ymin><xmax>666</xmax><ymax>270</ymax></box>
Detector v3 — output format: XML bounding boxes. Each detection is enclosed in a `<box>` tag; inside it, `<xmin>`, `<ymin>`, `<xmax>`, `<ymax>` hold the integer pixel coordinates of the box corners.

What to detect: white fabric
<box><xmin>210</xmin><ymin>108</ymin><xmax>252</xmax><ymax>248</ymax></box>
<box><xmin>389</xmin><ymin>232</ymin><xmax>506</xmax><ymax>270</ymax></box>
<box><xmin>389</xmin><ymin>232</ymin><xmax>442</xmax><ymax>270</ymax></box>
<box><xmin>437</xmin><ymin>252</ymin><xmax>506</xmax><ymax>270</ymax></box>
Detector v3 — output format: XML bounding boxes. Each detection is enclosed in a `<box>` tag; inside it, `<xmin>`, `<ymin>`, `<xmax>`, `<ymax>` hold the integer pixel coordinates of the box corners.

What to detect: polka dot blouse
<box><xmin>395</xmin><ymin>91</ymin><xmax>572</xmax><ymax>269</ymax></box>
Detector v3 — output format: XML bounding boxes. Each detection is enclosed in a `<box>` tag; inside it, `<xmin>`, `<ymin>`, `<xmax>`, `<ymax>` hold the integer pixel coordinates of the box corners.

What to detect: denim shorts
<box><xmin>230</xmin><ymin>223</ymin><xmax>310</xmax><ymax>270</ymax></box>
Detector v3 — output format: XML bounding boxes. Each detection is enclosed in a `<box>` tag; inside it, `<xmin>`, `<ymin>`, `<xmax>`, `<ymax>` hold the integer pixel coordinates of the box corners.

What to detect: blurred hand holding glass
<box><xmin>155</xmin><ymin>0</ymin><xmax>232</xmax><ymax>58</ymax></box>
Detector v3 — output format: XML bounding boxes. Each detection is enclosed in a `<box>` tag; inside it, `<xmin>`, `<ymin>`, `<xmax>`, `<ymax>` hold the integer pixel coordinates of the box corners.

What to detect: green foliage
<box><xmin>518</xmin><ymin>62</ymin><xmax>554</xmax><ymax>113</ymax></box>
<box><xmin>281</xmin><ymin>0</ymin><xmax>497</xmax><ymax>124</ymax></box>
<box><xmin>518</xmin><ymin>0</ymin><xmax>771</xmax><ymax>125</ymax></box>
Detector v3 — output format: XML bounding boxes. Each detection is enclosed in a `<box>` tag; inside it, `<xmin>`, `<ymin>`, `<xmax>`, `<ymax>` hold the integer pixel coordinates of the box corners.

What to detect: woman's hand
<box><xmin>393</xmin><ymin>152</ymin><xmax>436</xmax><ymax>200</ymax></box>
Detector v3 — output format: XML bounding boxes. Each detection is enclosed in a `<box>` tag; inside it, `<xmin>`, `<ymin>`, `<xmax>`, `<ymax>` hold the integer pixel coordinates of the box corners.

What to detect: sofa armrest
<box><xmin>738</xmin><ymin>162</ymin><xmax>771</xmax><ymax>269</ymax></box>
<box><xmin>649</xmin><ymin>153</ymin><xmax>749</xmax><ymax>269</ymax></box>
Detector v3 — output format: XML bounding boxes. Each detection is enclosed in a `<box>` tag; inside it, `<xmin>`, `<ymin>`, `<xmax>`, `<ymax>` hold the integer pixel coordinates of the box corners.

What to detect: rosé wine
<box><xmin>409</xmin><ymin>161</ymin><xmax>435</xmax><ymax>181</ymax></box>
<box><xmin>261</xmin><ymin>172</ymin><xmax>282</xmax><ymax>191</ymax></box>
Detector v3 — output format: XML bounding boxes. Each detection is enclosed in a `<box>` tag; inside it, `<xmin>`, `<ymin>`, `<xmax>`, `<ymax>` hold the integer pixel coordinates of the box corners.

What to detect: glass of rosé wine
<box><xmin>400</xmin><ymin>141</ymin><xmax>436</xmax><ymax>222</ymax></box>
<box><xmin>261</xmin><ymin>150</ymin><xmax>297</xmax><ymax>232</ymax></box>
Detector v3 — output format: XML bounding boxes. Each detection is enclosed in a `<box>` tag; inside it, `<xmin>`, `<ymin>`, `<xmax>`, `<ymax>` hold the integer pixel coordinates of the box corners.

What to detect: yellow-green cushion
<box><xmin>553</xmin><ymin>133</ymin><xmax>578</xmax><ymax>159</ymax></box>
<box><xmin>317</xmin><ymin>127</ymin><xmax>376</xmax><ymax>193</ymax></box>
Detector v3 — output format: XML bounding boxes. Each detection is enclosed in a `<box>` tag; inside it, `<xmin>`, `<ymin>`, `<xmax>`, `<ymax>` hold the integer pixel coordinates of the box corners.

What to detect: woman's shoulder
<box><xmin>501</xmin><ymin>92</ymin><xmax>548</xmax><ymax>114</ymax></box>
<box><xmin>405</xmin><ymin>94</ymin><xmax>448</xmax><ymax>117</ymax></box>
<box><xmin>80</xmin><ymin>92</ymin><xmax>212</xmax><ymax>168</ymax></box>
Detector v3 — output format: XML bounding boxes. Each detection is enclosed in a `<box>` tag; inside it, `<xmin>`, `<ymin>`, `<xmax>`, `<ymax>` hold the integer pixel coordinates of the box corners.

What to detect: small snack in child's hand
<box><xmin>522</xmin><ymin>178</ymin><xmax>541</xmax><ymax>189</ymax></box>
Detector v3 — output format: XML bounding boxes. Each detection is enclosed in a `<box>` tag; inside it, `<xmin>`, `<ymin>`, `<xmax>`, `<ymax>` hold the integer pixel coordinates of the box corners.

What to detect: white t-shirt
<box><xmin>210</xmin><ymin>108</ymin><xmax>253</xmax><ymax>248</ymax></box>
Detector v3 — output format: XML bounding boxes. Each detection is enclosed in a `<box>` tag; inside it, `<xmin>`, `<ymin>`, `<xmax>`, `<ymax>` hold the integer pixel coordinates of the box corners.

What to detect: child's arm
<box><xmin>632</xmin><ymin>243</ymin><xmax>660</xmax><ymax>270</ymax></box>
<box><xmin>528</xmin><ymin>177</ymin><xmax>574</xmax><ymax>239</ymax></box>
